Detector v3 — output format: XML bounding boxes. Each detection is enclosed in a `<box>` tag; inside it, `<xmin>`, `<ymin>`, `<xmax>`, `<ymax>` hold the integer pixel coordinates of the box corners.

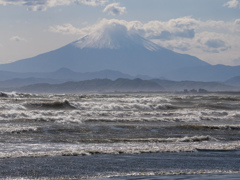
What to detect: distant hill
<box><xmin>47</xmin><ymin>68</ymin><xmax>134</xmax><ymax>81</ymax></box>
<box><xmin>17</xmin><ymin>78</ymin><xmax>164</xmax><ymax>93</ymax></box>
<box><xmin>0</xmin><ymin>68</ymin><xmax>134</xmax><ymax>81</ymax></box>
<box><xmin>0</xmin><ymin>68</ymin><xmax>137</xmax><ymax>87</ymax></box>
<box><xmin>165</xmin><ymin>64</ymin><xmax>240</xmax><ymax>82</ymax></box>
<box><xmin>10</xmin><ymin>78</ymin><xmax>238</xmax><ymax>94</ymax></box>
<box><xmin>152</xmin><ymin>79</ymin><xmax>237</xmax><ymax>91</ymax></box>
<box><xmin>225</xmin><ymin>76</ymin><xmax>240</xmax><ymax>87</ymax></box>
<box><xmin>0</xmin><ymin>78</ymin><xmax>64</xmax><ymax>88</ymax></box>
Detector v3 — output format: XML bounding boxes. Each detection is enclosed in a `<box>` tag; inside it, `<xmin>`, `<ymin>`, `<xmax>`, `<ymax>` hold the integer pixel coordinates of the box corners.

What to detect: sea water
<box><xmin>0</xmin><ymin>92</ymin><xmax>240</xmax><ymax>179</ymax></box>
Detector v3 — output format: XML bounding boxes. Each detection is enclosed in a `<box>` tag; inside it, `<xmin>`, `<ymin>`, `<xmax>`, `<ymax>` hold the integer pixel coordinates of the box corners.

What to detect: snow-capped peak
<box><xmin>73</xmin><ymin>20</ymin><xmax>161</xmax><ymax>51</ymax></box>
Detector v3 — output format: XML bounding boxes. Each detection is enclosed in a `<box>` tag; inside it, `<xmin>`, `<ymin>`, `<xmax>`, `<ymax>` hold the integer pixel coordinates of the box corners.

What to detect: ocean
<box><xmin>0</xmin><ymin>92</ymin><xmax>240</xmax><ymax>179</ymax></box>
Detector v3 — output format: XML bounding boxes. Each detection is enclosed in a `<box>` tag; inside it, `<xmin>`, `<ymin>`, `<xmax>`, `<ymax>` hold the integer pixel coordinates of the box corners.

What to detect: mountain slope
<box><xmin>0</xmin><ymin>26</ymin><xmax>209</xmax><ymax>78</ymax></box>
<box><xmin>1</xmin><ymin>22</ymin><xmax>240</xmax><ymax>82</ymax></box>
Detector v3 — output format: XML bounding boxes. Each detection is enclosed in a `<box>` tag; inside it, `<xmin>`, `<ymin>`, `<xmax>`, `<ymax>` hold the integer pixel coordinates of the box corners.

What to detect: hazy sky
<box><xmin>0</xmin><ymin>0</ymin><xmax>240</xmax><ymax>66</ymax></box>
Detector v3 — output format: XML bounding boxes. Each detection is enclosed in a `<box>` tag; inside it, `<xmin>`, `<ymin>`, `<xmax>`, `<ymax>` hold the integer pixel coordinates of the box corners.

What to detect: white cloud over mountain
<box><xmin>103</xmin><ymin>3</ymin><xmax>126</xmax><ymax>16</ymax></box>
<box><xmin>49</xmin><ymin>17</ymin><xmax>240</xmax><ymax>64</ymax></box>
<box><xmin>0</xmin><ymin>0</ymin><xmax>108</xmax><ymax>11</ymax></box>
<box><xmin>10</xmin><ymin>36</ymin><xmax>27</xmax><ymax>42</ymax></box>
<box><xmin>50</xmin><ymin>17</ymin><xmax>198</xmax><ymax>38</ymax></box>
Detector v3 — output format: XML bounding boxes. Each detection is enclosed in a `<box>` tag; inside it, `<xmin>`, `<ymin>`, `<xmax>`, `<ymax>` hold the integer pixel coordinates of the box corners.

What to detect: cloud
<box><xmin>0</xmin><ymin>0</ymin><xmax>108</xmax><ymax>11</ymax></box>
<box><xmin>78</xmin><ymin>0</ymin><xmax>108</xmax><ymax>6</ymax></box>
<box><xmin>150</xmin><ymin>29</ymin><xmax>195</xmax><ymax>40</ymax></box>
<box><xmin>10</xmin><ymin>36</ymin><xmax>27</xmax><ymax>42</ymax></box>
<box><xmin>49</xmin><ymin>17</ymin><xmax>239</xmax><ymax>57</ymax></box>
<box><xmin>49</xmin><ymin>17</ymin><xmax>198</xmax><ymax>39</ymax></box>
<box><xmin>163</xmin><ymin>41</ymin><xmax>192</xmax><ymax>51</ymax></box>
<box><xmin>196</xmin><ymin>32</ymin><xmax>231</xmax><ymax>53</ymax></box>
<box><xmin>139</xmin><ymin>17</ymin><xmax>198</xmax><ymax>40</ymax></box>
<box><xmin>49</xmin><ymin>19</ymin><xmax>129</xmax><ymax>37</ymax></box>
<box><xmin>235</xmin><ymin>19</ymin><xmax>240</xmax><ymax>25</ymax></box>
<box><xmin>49</xmin><ymin>24</ymin><xmax>84</xmax><ymax>35</ymax></box>
<box><xmin>223</xmin><ymin>0</ymin><xmax>240</xmax><ymax>8</ymax></box>
<box><xmin>103</xmin><ymin>3</ymin><xmax>126</xmax><ymax>16</ymax></box>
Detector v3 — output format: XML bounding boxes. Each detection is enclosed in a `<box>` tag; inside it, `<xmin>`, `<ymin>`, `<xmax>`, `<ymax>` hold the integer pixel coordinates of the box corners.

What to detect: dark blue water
<box><xmin>1</xmin><ymin>151</ymin><xmax>240</xmax><ymax>179</ymax></box>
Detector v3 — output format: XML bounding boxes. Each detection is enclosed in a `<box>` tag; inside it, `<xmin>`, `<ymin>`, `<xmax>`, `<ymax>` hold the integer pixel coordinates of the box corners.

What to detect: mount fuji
<box><xmin>0</xmin><ymin>22</ymin><xmax>240</xmax><ymax>81</ymax></box>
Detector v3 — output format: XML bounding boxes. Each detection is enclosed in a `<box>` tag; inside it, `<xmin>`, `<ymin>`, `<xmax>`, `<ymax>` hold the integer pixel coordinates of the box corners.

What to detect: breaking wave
<box><xmin>0</xmin><ymin>126</ymin><xmax>39</xmax><ymax>134</ymax></box>
<box><xmin>76</xmin><ymin>170</ymin><xmax>240</xmax><ymax>180</ymax></box>
<box><xmin>179</xmin><ymin>124</ymin><xmax>240</xmax><ymax>130</ymax></box>
<box><xmin>105</xmin><ymin>135</ymin><xmax>214</xmax><ymax>143</ymax></box>
<box><xmin>24</xmin><ymin>100</ymin><xmax>76</xmax><ymax>109</ymax></box>
<box><xmin>1</xmin><ymin>138</ymin><xmax>240</xmax><ymax>159</ymax></box>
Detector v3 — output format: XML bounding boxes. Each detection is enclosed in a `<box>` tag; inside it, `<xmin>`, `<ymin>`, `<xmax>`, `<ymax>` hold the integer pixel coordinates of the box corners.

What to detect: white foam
<box><xmin>1</xmin><ymin>93</ymin><xmax>240</xmax><ymax>161</ymax></box>
<box><xmin>87</xmin><ymin>170</ymin><xmax>240</xmax><ymax>180</ymax></box>
<box><xmin>1</xmin><ymin>99</ymin><xmax>238</xmax><ymax>123</ymax></box>
<box><xmin>1</xmin><ymin>139</ymin><xmax>240</xmax><ymax>159</ymax></box>
<box><xmin>0</xmin><ymin>125</ymin><xmax>38</xmax><ymax>134</ymax></box>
